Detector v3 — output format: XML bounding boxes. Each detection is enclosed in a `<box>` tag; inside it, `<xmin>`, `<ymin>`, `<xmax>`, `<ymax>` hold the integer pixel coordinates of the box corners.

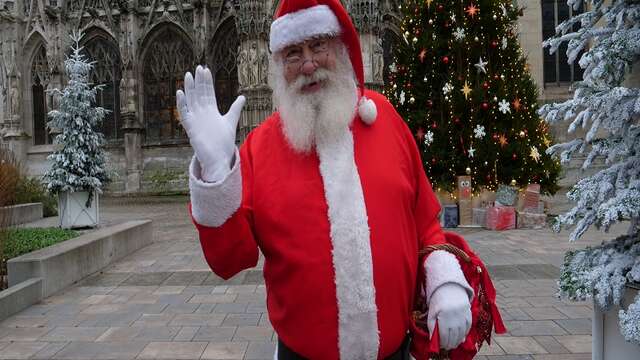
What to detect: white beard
<box><xmin>270</xmin><ymin>47</ymin><xmax>358</xmax><ymax>153</ymax></box>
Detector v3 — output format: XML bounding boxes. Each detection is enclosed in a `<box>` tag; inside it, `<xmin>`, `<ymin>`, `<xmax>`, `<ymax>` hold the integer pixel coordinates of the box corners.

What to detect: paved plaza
<box><xmin>0</xmin><ymin>196</ymin><xmax>626</xmax><ymax>359</ymax></box>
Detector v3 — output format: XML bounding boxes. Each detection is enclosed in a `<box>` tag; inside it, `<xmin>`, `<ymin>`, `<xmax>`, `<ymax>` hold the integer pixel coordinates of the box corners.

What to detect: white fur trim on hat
<box><xmin>316</xmin><ymin>129</ymin><xmax>379</xmax><ymax>360</ymax></box>
<box><xmin>424</xmin><ymin>250</ymin><xmax>474</xmax><ymax>303</ymax></box>
<box><xmin>270</xmin><ymin>5</ymin><xmax>342</xmax><ymax>53</ymax></box>
<box><xmin>358</xmin><ymin>96</ymin><xmax>377</xmax><ymax>125</ymax></box>
<box><xmin>188</xmin><ymin>150</ymin><xmax>242</xmax><ymax>227</ymax></box>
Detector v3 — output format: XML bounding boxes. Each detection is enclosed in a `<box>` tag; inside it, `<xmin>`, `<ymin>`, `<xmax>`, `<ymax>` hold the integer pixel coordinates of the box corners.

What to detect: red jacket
<box><xmin>189</xmin><ymin>90</ymin><xmax>496</xmax><ymax>359</ymax></box>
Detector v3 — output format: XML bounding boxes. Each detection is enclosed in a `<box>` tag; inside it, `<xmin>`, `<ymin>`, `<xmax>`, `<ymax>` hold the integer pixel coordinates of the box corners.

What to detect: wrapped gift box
<box><xmin>495</xmin><ymin>185</ymin><xmax>518</xmax><ymax>207</ymax></box>
<box><xmin>472</xmin><ymin>208</ymin><xmax>487</xmax><ymax>227</ymax></box>
<box><xmin>523</xmin><ymin>184</ymin><xmax>541</xmax><ymax>213</ymax></box>
<box><xmin>485</xmin><ymin>206</ymin><xmax>516</xmax><ymax>231</ymax></box>
<box><xmin>458</xmin><ymin>199</ymin><xmax>473</xmax><ymax>226</ymax></box>
<box><xmin>441</xmin><ymin>204</ymin><xmax>459</xmax><ymax>228</ymax></box>
<box><xmin>517</xmin><ymin>211</ymin><xmax>547</xmax><ymax>229</ymax></box>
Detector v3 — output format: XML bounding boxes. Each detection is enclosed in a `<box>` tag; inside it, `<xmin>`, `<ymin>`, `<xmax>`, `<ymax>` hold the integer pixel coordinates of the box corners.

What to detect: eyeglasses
<box><xmin>282</xmin><ymin>38</ymin><xmax>331</xmax><ymax>72</ymax></box>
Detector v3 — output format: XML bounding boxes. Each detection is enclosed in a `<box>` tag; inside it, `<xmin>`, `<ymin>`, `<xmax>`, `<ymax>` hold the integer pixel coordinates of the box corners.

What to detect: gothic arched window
<box><xmin>31</xmin><ymin>45</ymin><xmax>51</xmax><ymax>145</ymax></box>
<box><xmin>208</xmin><ymin>19</ymin><xmax>239</xmax><ymax>115</ymax></box>
<box><xmin>142</xmin><ymin>26</ymin><xmax>194</xmax><ymax>143</ymax></box>
<box><xmin>83</xmin><ymin>35</ymin><xmax>122</xmax><ymax>141</ymax></box>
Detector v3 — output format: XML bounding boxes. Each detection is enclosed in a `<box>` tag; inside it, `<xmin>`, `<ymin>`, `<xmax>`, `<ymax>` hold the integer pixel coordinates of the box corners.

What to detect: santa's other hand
<box><xmin>427</xmin><ymin>283</ymin><xmax>472</xmax><ymax>350</ymax></box>
<box><xmin>176</xmin><ymin>65</ymin><xmax>245</xmax><ymax>182</ymax></box>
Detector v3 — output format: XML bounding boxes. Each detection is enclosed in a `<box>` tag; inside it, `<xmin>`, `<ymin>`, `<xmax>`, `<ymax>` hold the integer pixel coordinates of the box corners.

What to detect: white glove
<box><xmin>427</xmin><ymin>283</ymin><xmax>472</xmax><ymax>350</ymax></box>
<box><xmin>176</xmin><ymin>65</ymin><xmax>246</xmax><ymax>182</ymax></box>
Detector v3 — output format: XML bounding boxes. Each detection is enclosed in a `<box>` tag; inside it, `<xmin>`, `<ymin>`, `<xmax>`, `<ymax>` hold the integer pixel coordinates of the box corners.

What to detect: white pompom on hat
<box><xmin>270</xmin><ymin>0</ymin><xmax>377</xmax><ymax>125</ymax></box>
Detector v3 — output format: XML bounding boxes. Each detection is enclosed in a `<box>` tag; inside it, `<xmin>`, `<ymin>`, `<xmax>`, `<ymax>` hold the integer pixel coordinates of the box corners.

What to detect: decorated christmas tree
<box><xmin>385</xmin><ymin>0</ymin><xmax>560</xmax><ymax>195</ymax></box>
<box><xmin>539</xmin><ymin>0</ymin><xmax>640</xmax><ymax>344</ymax></box>
<box><xmin>44</xmin><ymin>32</ymin><xmax>109</xmax><ymax>200</ymax></box>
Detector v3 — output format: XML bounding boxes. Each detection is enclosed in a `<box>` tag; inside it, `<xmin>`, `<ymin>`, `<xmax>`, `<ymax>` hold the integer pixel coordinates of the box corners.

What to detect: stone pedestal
<box><xmin>122</xmin><ymin>112</ymin><xmax>142</xmax><ymax>193</ymax></box>
<box><xmin>2</xmin><ymin>123</ymin><xmax>30</xmax><ymax>165</ymax></box>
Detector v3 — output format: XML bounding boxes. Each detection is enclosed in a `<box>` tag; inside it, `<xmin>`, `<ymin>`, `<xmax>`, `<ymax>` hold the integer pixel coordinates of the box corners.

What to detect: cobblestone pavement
<box><xmin>0</xmin><ymin>196</ymin><xmax>627</xmax><ymax>359</ymax></box>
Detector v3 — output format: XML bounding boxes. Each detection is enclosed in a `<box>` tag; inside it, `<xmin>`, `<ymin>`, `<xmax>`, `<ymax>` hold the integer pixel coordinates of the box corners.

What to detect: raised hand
<box><xmin>176</xmin><ymin>65</ymin><xmax>246</xmax><ymax>182</ymax></box>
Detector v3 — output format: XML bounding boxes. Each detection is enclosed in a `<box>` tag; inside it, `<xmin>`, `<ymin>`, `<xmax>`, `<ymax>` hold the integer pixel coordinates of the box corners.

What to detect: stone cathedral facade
<box><xmin>0</xmin><ymin>0</ymin><xmax>404</xmax><ymax>193</ymax></box>
<box><xmin>0</xmin><ymin>0</ymin><xmax>575</xmax><ymax>194</ymax></box>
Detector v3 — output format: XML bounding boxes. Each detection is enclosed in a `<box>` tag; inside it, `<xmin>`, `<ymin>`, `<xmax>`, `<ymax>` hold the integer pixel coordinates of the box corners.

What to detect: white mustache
<box><xmin>291</xmin><ymin>68</ymin><xmax>332</xmax><ymax>92</ymax></box>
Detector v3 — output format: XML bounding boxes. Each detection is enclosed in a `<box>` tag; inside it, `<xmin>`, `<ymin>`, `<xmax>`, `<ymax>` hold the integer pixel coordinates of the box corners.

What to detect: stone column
<box><xmin>347</xmin><ymin>1</ymin><xmax>384</xmax><ymax>92</ymax></box>
<box><xmin>119</xmin><ymin>2</ymin><xmax>143</xmax><ymax>193</ymax></box>
<box><xmin>3</xmin><ymin>73</ymin><xmax>29</xmax><ymax>164</ymax></box>
<box><xmin>234</xmin><ymin>0</ymin><xmax>272</xmax><ymax>142</ymax></box>
<box><xmin>122</xmin><ymin>110</ymin><xmax>143</xmax><ymax>193</ymax></box>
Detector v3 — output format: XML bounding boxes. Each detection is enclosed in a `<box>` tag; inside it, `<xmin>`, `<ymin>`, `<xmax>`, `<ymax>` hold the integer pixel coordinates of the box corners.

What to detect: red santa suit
<box><xmin>189</xmin><ymin>89</ymin><xmax>474</xmax><ymax>359</ymax></box>
<box><xmin>188</xmin><ymin>1</ymin><xmax>478</xmax><ymax>359</ymax></box>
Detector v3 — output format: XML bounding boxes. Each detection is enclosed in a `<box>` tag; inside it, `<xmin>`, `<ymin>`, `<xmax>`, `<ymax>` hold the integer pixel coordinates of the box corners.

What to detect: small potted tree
<box><xmin>539</xmin><ymin>0</ymin><xmax>640</xmax><ymax>358</ymax></box>
<box><xmin>44</xmin><ymin>32</ymin><xmax>109</xmax><ymax>229</ymax></box>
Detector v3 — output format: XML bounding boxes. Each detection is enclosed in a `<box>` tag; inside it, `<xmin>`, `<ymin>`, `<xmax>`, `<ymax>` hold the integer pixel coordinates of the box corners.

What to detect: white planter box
<box><xmin>58</xmin><ymin>191</ymin><xmax>99</xmax><ymax>229</ymax></box>
<box><xmin>592</xmin><ymin>285</ymin><xmax>640</xmax><ymax>360</ymax></box>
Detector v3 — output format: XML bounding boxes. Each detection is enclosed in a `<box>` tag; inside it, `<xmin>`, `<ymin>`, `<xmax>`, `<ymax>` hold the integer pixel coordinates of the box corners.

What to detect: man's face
<box><xmin>281</xmin><ymin>37</ymin><xmax>338</xmax><ymax>92</ymax></box>
<box><xmin>270</xmin><ymin>36</ymin><xmax>357</xmax><ymax>153</ymax></box>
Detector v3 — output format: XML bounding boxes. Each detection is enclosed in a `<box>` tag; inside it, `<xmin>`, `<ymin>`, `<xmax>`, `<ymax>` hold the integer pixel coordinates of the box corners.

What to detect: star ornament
<box><xmin>530</xmin><ymin>146</ymin><xmax>541</xmax><ymax>162</ymax></box>
<box><xmin>419</xmin><ymin>49</ymin><xmax>427</xmax><ymax>63</ymax></box>
<box><xmin>512</xmin><ymin>97</ymin><xmax>522</xmax><ymax>111</ymax></box>
<box><xmin>461</xmin><ymin>81</ymin><xmax>472</xmax><ymax>100</ymax></box>
<box><xmin>468</xmin><ymin>146</ymin><xmax>476</xmax><ymax>158</ymax></box>
<box><xmin>498</xmin><ymin>134</ymin><xmax>508</xmax><ymax>147</ymax></box>
<box><xmin>466</xmin><ymin>3</ymin><xmax>479</xmax><ymax>18</ymax></box>
<box><xmin>426</xmin><ymin>0</ymin><xmax>433</xmax><ymax>7</ymax></box>
<box><xmin>474</xmin><ymin>57</ymin><xmax>488</xmax><ymax>74</ymax></box>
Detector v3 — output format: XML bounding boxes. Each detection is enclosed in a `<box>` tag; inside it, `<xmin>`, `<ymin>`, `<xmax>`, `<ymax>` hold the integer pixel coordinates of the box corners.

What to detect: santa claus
<box><xmin>177</xmin><ymin>1</ymin><xmax>484</xmax><ymax>359</ymax></box>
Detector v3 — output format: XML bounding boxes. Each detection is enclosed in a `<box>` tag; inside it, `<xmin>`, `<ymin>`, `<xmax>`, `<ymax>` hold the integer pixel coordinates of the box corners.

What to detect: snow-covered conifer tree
<box><xmin>539</xmin><ymin>0</ymin><xmax>640</xmax><ymax>344</ymax></box>
<box><xmin>43</xmin><ymin>32</ymin><xmax>109</xmax><ymax>200</ymax></box>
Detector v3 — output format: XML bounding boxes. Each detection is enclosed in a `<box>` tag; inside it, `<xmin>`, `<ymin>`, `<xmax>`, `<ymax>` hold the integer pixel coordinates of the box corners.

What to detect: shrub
<box><xmin>15</xmin><ymin>177</ymin><xmax>58</xmax><ymax>217</ymax></box>
<box><xmin>0</xmin><ymin>148</ymin><xmax>20</xmax><ymax>208</ymax></box>
<box><xmin>4</xmin><ymin>228</ymin><xmax>78</xmax><ymax>260</ymax></box>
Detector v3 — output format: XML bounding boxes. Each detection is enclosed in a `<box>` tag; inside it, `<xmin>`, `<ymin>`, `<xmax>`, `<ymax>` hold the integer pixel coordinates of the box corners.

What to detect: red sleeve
<box><xmin>189</xmin><ymin>133</ymin><xmax>259</xmax><ymax>280</ymax></box>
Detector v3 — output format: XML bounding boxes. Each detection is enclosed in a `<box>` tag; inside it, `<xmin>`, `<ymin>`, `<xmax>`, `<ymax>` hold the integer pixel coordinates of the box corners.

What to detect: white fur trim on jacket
<box><xmin>189</xmin><ymin>150</ymin><xmax>241</xmax><ymax>227</ymax></box>
<box><xmin>316</xmin><ymin>129</ymin><xmax>379</xmax><ymax>360</ymax></box>
<box><xmin>269</xmin><ymin>5</ymin><xmax>341</xmax><ymax>53</ymax></box>
<box><xmin>424</xmin><ymin>250</ymin><xmax>474</xmax><ymax>304</ymax></box>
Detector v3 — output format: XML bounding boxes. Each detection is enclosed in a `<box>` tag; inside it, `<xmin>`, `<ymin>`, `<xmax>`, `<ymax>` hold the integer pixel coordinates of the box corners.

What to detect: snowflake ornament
<box><xmin>474</xmin><ymin>125</ymin><xmax>486</xmax><ymax>139</ymax></box>
<box><xmin>424</xmin><ymin>131</ymin><xmax>434</xmax><ymax>146</ymax></box>
<box><xmin>453</xmin><ymin>28</ymin><xmax>466</xmax><ymax>41</ymax></box>
<box><xmin>442</xmin><ymin>82</ymin><xmax>453</xmax><ymax>95</ymax></box>
<box><xmin>498</xmin><ymin>99</ymin><xmax>511</xmax><ymax>114</ymax></box>
<box><xmin>389</xmin><ymin>63</ymin><xmax>397</xmax><ymax>73</ymax></box>
<box><xmin>500</xmin><ymin>3</ymin><xmax>507</xmax><ymax>17</ymax></box>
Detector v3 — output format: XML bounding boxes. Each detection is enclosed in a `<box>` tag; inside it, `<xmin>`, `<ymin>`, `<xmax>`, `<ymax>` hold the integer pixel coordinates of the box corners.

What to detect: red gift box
<box><xmin>485</xmin><ymin>206</ymin><xmax>516</xmax><ymax>231</ymax></box>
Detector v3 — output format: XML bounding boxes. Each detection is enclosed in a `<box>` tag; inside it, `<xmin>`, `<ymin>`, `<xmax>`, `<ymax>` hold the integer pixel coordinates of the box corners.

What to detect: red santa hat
<box><xmin>269</xmin><ymin>0</ymin><xmax>377</xmax><ymax>125</ymax></box>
